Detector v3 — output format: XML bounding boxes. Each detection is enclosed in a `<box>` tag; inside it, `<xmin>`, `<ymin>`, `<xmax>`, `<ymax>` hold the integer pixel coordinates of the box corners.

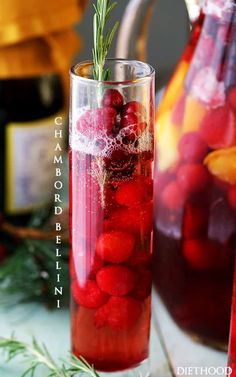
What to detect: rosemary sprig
<box><xmin>0</xmin><ymin>336</ymin><xmax>100</xmax><ymax>377</ymax></box>
<box><xmin>92</xmin><ymin>0</ymin><xmax>119</xmax><ymax>81</ymax></box>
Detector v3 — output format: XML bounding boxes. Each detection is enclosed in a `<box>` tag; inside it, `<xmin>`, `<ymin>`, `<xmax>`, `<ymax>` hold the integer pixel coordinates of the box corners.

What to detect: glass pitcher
<box><xmin>117</xmin><ymin>0</ymin><xmax>236</xmax><ymax>350</ymax></box>
<box><xmin>154</xmin><ymin>0</ymin><xmax>236</xmax><ymax>350</ymax></box>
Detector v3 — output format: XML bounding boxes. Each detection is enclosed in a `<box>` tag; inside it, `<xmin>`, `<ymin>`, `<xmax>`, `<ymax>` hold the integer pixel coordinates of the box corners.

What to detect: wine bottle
<box><xmin>0</xmin><ymin>74</ymin><xmax>64</xmax><ymax>224</ymax></box>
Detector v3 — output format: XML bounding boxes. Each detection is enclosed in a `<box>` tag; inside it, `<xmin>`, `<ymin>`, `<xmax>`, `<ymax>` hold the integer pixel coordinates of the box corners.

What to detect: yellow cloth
<box><xmin>0</xmin><ymin>0</ymin><xmax>86</xmax><ymax>46</ymax></box>
<box><xmin>0</xmin><ymin>0</ymin><xmax>87</xmax><ymax>82</ymax></box>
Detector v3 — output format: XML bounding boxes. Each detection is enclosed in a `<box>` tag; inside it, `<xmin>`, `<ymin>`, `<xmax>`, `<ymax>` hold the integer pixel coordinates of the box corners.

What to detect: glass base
<box><xmin>98</xmin><ymin>359</ymin><xmax>150</xmax><ymax>377</ymax></box>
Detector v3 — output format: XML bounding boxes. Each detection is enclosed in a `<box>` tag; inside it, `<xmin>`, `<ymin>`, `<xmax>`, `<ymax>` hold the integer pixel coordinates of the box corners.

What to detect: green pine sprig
<box><xmin>92</xmin><ymin>0</ymin><xmax>119</xmax><ymax>81</ymax></box>
<box><xmin>0</xmin><ymin>336</ymin><xmax>100</xmax><ymax>377</ymax></box>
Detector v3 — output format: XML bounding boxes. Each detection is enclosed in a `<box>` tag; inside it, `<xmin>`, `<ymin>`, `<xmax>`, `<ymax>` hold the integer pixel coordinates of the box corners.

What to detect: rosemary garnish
<box><xmin>0</xmin><ymin>336</ymin><xmax>100</xmax><ymax>377</ymax></box>
<box><xmin>92</xmin><ymin>0</ymin><xmax>119</xmax><ymax>81</ymax></box>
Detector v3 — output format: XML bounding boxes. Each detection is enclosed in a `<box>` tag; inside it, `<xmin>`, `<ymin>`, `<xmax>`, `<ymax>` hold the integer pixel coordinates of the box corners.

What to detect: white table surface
<box><xmin>0</xmin><ymin>290</ymin><xmax>227</xmax><ymax>377</ymax></box>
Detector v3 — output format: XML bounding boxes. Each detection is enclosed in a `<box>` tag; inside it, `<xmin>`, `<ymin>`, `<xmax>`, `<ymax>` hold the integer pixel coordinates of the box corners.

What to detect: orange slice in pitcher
<box><xmin>204</xmin><ymin>146</ymin><xmax>236</xmax><ymax>184</ymax></box>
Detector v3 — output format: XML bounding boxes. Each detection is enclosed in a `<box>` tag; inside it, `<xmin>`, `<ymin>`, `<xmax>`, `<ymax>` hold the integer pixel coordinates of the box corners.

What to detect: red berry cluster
<box><xmin>77</xmin><ymin>89</ymin><xmax>147</xmax><ymax>145</ymax></box>
<box><xmin>72</xmin><ymin>89</ymin><xmax>153</xmax><ymax>331</ymax></box>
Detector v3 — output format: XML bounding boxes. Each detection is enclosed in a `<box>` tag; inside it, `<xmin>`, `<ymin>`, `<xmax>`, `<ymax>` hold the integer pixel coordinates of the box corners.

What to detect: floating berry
<box><xmin>227</xmin><ymin>86</ymin><xmax>236</xmax><ymax>112</ymax></box>
<box><xmin>161</xmin><ymin>181</ymin><xmax>185</xmax><ymax>210</ymax></box>
<box><xmin>110</xmin><ymin>203</ymin><xmax>153</xmax><ymax>235</ymax></box>
<box><xmin>228</xmin><ymin>186</ymin><xmax>236</xmax><ymax>210</ymax></box>
<box><xmin>177</xmin><ymin>163</ymin><xmax>209</xmax><ymax>194</ymax></box>
<box><xmin>71</xmin><ymin>280</ymin><xmax>109</xmax><ymax>309</ymax></box>
<box><xmin>200</xmin><ymin>105</ymin><xmax>236</xmax><ymax>149</ymax></box>
<box><xmin>121</xmin><ymin>101</ymin><xmax>146</xmax><ymax>117</ymax></box>
<box><xmin>133</xmin><ymin>270</ymin><xmax>152</xmax><ymax>300</ymax></box>
<box><xmin>115</xmin><ymin>177</ymin><xmax>153</xmax><ymax>207</ymax></box>
<box><xmin>95</xmin><ymin>297</ymin><xmax>142</xmax><ymax>330</ymax></box>
<box><xmin>183</xmin><ymin>203</ymin><xmax>208</xmax><ymax>238</ymax></box>
<box><xmin>77</xmin><ymin>107</ymin><xmax>117</xmax><ymax>137</ymax></box>
<box><xmin>178</xmin><ymin>132</ymin><xmax>208</xmax><ymax>163</ymax></box>
<box><xmin>120</xmin><ymin>113</ymin><xmax>139</xmax><ymax>129</ymax></box>
<box><xmin>102</xmin><ymin>89</ymin><xmax>124</xmax><ymax>110</ymax></box>
<box><xmin>171</xmin><ymin>93</ymin><xmax>186</xmax><ymax>125</ymax></box>
<box><xmin>96</xmin><ymin>265</ymin><xmax>137</xmax><ymax>296</ymax></box>
<box><xmin>96</xmin><ymin>231</ymin><xmax>135</xmax><ymax>263</ymax></box>
<box><xmin>129</xmin><ymin>251</ymin><xmax>152</xmax><ymax>270</ymax></box>
<box><xmin>183</xmin><ymin>239</ymin><xmax>224</xmax><ymax>271</ymax></box>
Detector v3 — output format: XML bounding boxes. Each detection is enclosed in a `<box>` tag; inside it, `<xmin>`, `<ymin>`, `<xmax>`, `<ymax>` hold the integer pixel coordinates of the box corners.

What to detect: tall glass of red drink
<box><xmin>69</xmin><ymin>59</ymin><xmax>155</xmax><ymax>376</ymax></box>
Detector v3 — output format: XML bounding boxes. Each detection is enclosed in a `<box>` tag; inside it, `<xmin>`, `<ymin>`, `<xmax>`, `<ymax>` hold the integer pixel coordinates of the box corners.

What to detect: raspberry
<box><xmin>200</xmin><ymin>105</ymin><xmax>236</xmax><ymax>149</ymax></box>
<box><xmin>183</xmin><ymin>203</ymin><xmax>208</xmax><ymax>238</ymax></box>
<box><xmin>77</xmin><ymin>107</ymin><xmax>117</xmax><ymax>137</ymax></box>
<box><xmin>177</xmin><ymin>163</ymin><xmax>210</xmax><ymax>194</ymax></box>
<box><xmin>95</xmin><ymin>297</ymin><xmax>142</xmax><ymax>330</ymax></box>
<box><xmin>161</xmin><ymin>181</ymin><xmax>185</xmax><ymax>210</ymax></box>
<box><xmin>71</xmin><ymin>280</ymin><xmax>109</xmax><ymax>309</ymax></box>
<box><xmin>121</xmin><ymin>101</ymin><xmax>146</xmax><ymax>118</ymax></box>
<box><xmin>110</xmin><ymin>203</ymin><xmax>153</xmax><ymax>235</ymax></box>
<box><xmin>115</xmin><ymin>177</ymin><xmax>153</xmax><ymax>207</ymax></box>
<box><xmin>120</xmin><ymin>113</ymin><xmax>139</xmax><ymax>129</ymax></box>
<box><xmin>96</xmin><ymin>265</ymin><xmax>137</xmax><ymax>296</ymax></box>
<box><xmin>183</xmin><ymin>239</ymin><xmax>224</xmax><ymax>271</ymax></box>
<box><xmin>171</xmin><ymin>93</ymin><xmax>186</xmax><ymax>125</ymax></box>
<box><xmin>129</xmin><ymin>251</ymin><xmax>152</xmax><ymax>270</ymax></box>
<box><xmin>178</xmin><ymin>132</ymin><xmax>208</xmax><ymax>163</ymax></box>
<box><xmin>228</xmin><ymin>186</ymin><xmax>236</xmax><ymax>210</ymax></box>
<box><xmin>133</xmin><ymin>270</ymin><xmax>152</xmax><ymax>300</ymax></box>
<box><xmin>227</xmin><ymin>86</ymin><xmax>236</xmax><ymax>112</ymax></box>
<box><xmin>102</xmin><ymin>89</ymin><xmax>124</xmax><ymax>110</ymax></box>
<box><xmin>96</xmin><ymin>231</ymin><xmax>135</xmax><ymax>263</ymax></box>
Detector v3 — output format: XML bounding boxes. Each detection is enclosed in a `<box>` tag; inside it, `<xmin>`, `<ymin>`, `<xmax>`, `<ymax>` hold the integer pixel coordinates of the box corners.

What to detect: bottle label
<box><xmin>5</xmin><ymin>114</ymin><xmax>65</xmax><ymax>214</ymax></box>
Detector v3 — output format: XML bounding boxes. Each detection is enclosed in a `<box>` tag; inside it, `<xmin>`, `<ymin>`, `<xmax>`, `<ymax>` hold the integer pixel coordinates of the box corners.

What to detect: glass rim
<box><xmin>70</xmin><ymin>58</ymin><xmax>155</xmax><ymax>85</ymax></box>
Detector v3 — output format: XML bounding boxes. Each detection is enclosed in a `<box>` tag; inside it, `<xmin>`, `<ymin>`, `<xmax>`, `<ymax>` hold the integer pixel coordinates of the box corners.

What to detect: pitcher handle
<box><xmin>116</xmin><ymin>0</ymin><xmax>201</xmax><ymax>61</ymax></box>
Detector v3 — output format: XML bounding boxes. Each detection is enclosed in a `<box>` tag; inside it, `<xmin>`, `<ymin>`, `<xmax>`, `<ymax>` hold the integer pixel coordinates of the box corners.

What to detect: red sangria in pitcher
<box><xmin>154</xmin><ymin>0</ymin><xmax>236</xmax><ymax>349</ymax></box>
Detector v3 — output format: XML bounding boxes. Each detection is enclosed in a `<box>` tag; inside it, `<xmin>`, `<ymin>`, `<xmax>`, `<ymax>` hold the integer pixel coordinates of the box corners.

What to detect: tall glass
<box><xmin>69</xmin><ymin>59</ymin><xmax>155</xmax><ymax>375</ymax></box>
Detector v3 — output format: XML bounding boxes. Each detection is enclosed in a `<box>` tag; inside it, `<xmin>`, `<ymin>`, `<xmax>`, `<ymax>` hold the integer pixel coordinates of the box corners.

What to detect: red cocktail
<box><xmin>70</xmin><ymin>60</ymin><xmax>155</xmax><ymax>373</ymax></box>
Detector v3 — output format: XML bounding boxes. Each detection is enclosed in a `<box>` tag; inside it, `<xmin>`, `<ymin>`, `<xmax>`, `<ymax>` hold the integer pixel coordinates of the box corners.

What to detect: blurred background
<box><xmin>77</xmin><ymin>0</ymin><xmax>189</xmax><ymax>88</ymax></box>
